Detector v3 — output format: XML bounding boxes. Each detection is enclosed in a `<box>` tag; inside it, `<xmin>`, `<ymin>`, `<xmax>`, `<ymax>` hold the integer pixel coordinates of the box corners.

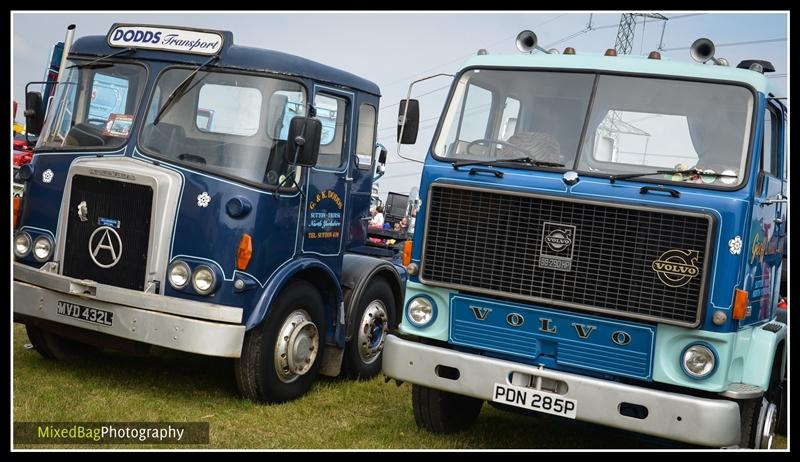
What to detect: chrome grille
<box><xmin>420</xmin><ymin>184</ymin><xmax>713</xmax><ymax>327</ymax></box>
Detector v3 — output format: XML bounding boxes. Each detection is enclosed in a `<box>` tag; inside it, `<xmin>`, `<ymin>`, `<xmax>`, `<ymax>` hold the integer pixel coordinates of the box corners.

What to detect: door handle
<box><xmin>760</xmin><ymin>194</ymin><xmax>788</xmax><ymax>206</ymax></box>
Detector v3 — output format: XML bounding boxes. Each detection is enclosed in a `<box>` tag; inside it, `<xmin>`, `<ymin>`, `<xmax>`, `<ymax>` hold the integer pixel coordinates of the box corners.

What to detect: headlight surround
<box><xmin>32</xmin><ymin>235</ymin><xmax>53</xmax><ymax>262</ymax></box>
<box><xmin>168</xmin><ymin>260</ymin><xmax>191</xmax><ymax>290</ymax></box>
<box><xmin>681</xmin><ymin>343</ymin><xmax>717</xmax><ymax>379</ymax></box>
<box><xmin>191</xmin><ymin>265</ymin><xmax>217</xmax><ymax>295</ymax></box>
<box><xmin>406</xmin><ymin>295</ymin><xmax>436</xmax><ymax>327</ymax></box>
<box><xmin>14</xmin><ymin>232</ymin><xmax>32</xmax><ymax>258</ymax></box>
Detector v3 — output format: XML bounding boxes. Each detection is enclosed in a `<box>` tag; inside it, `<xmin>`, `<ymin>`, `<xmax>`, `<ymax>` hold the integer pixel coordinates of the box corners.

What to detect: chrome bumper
<box><xmin>13</xmin><ymin>262</ymin><xmax>245</xmax><ymax>358</ymax></box>
<box><xmin>383</xmin><ymin>335</ymin><xmax>741</xmax><ymax>447</ymax></box>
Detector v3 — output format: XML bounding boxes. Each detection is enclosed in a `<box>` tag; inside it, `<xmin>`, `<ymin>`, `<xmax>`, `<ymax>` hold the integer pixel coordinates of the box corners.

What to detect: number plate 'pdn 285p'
<box><xmin>492</xmin><ymin>383</ymin><xmax>577</xmax><ymax>419</ymax></box>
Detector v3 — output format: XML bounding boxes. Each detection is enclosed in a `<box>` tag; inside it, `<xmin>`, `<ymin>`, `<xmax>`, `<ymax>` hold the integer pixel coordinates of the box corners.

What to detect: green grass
<box><xmin>13</xmin><ymin>324</ymin><xmax>787</xmax><ymax>449</ymax></box>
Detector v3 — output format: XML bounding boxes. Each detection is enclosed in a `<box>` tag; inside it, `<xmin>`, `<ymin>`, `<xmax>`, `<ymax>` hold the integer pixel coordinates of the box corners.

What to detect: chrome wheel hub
<box><xmin>274</xmin><ymin>309</ymin><xmax>319</xmax><ymax>383</ymax></box>
<box><xmin>759</xmin><ymin>400</ymin><xmax>778</xmax><ymax>449</ymax></box>
<box><xmin>357</xmin><ymin>300</ymin><xmax>388</xmax><ymax>364</ymax></box>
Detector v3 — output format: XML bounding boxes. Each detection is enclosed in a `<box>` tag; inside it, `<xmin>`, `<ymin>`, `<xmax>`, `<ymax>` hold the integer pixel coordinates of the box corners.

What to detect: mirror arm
<box><xmin>397</xmin><ymin>73</ymin><xmax>452</xmax><ymax>163</ymax></box>
<box><xmin>273</xmin><ymin>104</ymin><xmax>315</xmax><ymax>200</ymax></box>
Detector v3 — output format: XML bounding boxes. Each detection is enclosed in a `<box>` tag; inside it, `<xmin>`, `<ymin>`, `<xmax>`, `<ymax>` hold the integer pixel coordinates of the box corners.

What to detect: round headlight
<box><xmin>682</xmin><ymin>343</ymin><xmax>717</xmax><ymax>379</ymax></box>
<box><xmin>14</xmin><ymin>232</ymin><xmax>32</xmax><ymax>258</ymax></box>
<box><xmin>168</xmin><ymin>261</ymin><xmax>191</xmax><ymax>289</ymax></box>
<box><xmin>32</xmin><ymin>235</ymin><xmax>53</xmax><ymax>262</ymax></box>
<box><xmin>407</xmin><ymin>296</ymin><xmax>435</xmax><ymax>327</ymax></box>
<box><xmin>192</xmin><ymin>265</ymin><xmax>216</xmax><ymax>295</ymax></box>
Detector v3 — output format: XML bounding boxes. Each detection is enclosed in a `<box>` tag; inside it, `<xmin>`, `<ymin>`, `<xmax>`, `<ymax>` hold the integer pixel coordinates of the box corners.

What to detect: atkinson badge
<box><xmin>652</xmin><ymin>249</ymin><xmax>700</xmax><ymax>288</ymax></box>
<box><xmin>89</xmin><ymin>226</ymin><xmax>123</xmax><ymax>268</ymax></box>
<box><xmin>539</xmin><ymin>222</ymin><xmax>576</xmax><ymax>272</ymax></box>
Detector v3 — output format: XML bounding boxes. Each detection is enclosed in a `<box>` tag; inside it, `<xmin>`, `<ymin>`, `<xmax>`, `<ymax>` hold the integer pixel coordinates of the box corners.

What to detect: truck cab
<box><xmin>14</xmin><ymin>24</ymin><xmax>406</xmax><ymax>403</ymax></box>
<box><xmin>383</xmin><ymin>34</ymin><xmax>787</xmax><ymax>448</ymax></box>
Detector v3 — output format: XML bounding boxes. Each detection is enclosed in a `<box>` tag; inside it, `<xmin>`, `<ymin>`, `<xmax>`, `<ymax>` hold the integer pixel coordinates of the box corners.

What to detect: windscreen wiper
<box><xmin>452</xmin><ymin>157</ymin><xmax>565</xmax><ymax>170</ymax></box>
<box><xmin>608</xmin><ymin>168</ymin><xmax>738</xmax><ymax>184</ymax></box>
<box><xmin>153</xmin><ymin>54</ymin><xmax>219</xmax><ymax>125</ymax></box>
<box><xmin>67</xmin><ymin>47</ymin><xmax>135</xmax><ymax>69</ymax></box>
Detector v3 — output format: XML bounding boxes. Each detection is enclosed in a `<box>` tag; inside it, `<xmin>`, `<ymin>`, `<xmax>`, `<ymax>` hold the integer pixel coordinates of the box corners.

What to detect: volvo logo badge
<box><xmin>77</xmin><ymin>201</ymin><xmax>88</xmax><ymax>222</ymax></box>
<box><xmin>539</xmin><ymin>222</ymin><xmax>576</xmax><ymax>272</ymax></box>
<box><xmin>89</xmin><ymin>226</ymin><xmax>123</xmax><ymax>268</ymax></box>
<box><xmin>652</xmin><ymin>249</ymin><xmax>700</xmax><ymax>288</ymax></box>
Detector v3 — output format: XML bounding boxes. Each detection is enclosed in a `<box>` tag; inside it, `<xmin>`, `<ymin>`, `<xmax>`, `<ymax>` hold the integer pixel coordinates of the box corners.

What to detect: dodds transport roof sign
<box><xmin>107</xmin><ymin>25</ymin><xmax>223</xmax><ymax>55</ymax></box>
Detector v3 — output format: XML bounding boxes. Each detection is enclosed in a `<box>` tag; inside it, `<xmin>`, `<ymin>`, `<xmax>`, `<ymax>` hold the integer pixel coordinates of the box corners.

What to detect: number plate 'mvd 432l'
<box><xmin>57</xmin><ymin>300</ymin><xmax>114</xmax><ymax>327</ymax></box>
<box><xmin>492</xmin><ymin>383</ymin><xmax>577</xmax><ymax>419</ymax></box>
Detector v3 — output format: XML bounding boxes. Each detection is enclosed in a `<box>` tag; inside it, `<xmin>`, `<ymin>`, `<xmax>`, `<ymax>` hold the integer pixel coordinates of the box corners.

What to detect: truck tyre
<box><xmin>343</xmin><ymin>277</ymin><xmax>395</xmax><ymax>379</ymax></box>
<box><xmin>412</xmin><ymin>384</ymin><xmax>483</xmax><ymax>433</ymax></box>
<box><xmin>25</xmin><ymin>325</ymin><xmax>99</xmax><ymax>360</ymax></box>
<box><xmin>739</xmin><ymin>395</ymin><xmax>779</xmax><ymax>449</ymax></box>
<box><xmin>235</xmin><ymin>280</ymin><xmax>325</xmax><ymax>403</ymax></box>
<box><xmin>777</xmin><ymin>380</ymin><xmax>787</xmax><ymax>435</ymax></box>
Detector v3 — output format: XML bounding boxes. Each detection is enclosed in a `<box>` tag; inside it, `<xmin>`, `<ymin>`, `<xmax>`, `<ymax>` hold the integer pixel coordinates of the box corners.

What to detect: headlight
<box><xmin>192</xmin><ymin>265</ymin><xmax>216</xmax><ymax>295</ymax></box>
<box><xmin>168</xmin><ymin>260</ymin><xmax>191</xmax><ymax>289</ymax></box>
<box><xmin>14</xmin><ymin>232</ymin><xmax>32</xmax><ymax>258</ymax></box>
<box><xmin>682</xmin><ymin>343</ymin><xmax>717</xmax><ymax>379</ymax></box>
<box><xmin>407</xmin><ymin>296</ymin><xmax>436</xmax><ymax>327</ymax></box>
<box><xmin>32</xmin><ymin>235</ymin><xmax>53</xmax><ymax>262</ymax></box>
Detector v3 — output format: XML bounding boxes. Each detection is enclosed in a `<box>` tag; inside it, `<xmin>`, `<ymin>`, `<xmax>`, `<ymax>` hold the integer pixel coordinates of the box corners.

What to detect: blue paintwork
<box><xmin>449</xmin><ymin>294</ymin><xmax>655</xmax><ymax>380</ymax></box>
<box><xmin>16</xmin><ymin>26</ymin><xmax>389</xmax><ymax>349</ymax></box>
<box><xmin>403</xmin><ymin>52</ymin><xmax>787</xmax><ymax>393</ymax></box>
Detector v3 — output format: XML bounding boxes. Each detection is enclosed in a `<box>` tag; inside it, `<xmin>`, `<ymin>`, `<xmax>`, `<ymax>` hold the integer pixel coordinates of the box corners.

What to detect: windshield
<box><xmin>140</xmin><ymin>68</ymin><xmax>307</xmax><ymax>188</ymax></box>
<box><xmin>37</xmin><ymin>60</ymin><xmax>147</xmax><ymax>150</ymax></box>
<box><xmin>576</xmin><ymin>75</ymin><xmax>753</xmax><ymax>187</ymax></box>
<box><xmin>433</xmin><ymin>69</ymin><xmax>754</xmax><ymax>188</ymax></box>
<box><xmin>433</xmin><ymin>69</ymin><xmax>594</xmax><ymax>166</ymax></box>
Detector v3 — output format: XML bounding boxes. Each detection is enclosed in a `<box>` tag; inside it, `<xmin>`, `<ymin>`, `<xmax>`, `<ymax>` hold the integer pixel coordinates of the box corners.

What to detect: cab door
<box><xmin>744</xmin><ymin>100</ymin><xmax>786</xmax><ymax>324</ymax></box>
<box><xmin>301</xmin><ymin>86</ymin><xmax>353</xmax><ymax>270</ymax></box>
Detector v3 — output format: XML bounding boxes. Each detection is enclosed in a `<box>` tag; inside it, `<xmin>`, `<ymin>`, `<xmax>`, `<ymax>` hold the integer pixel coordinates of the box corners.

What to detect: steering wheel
<box><xmin>86</xmin><ymin>118</ymin><xmax>108</xmax><ymax>128</ymax></box>
<box><xmin>466</xmin><ymin>138</ymin><xmax>530</xmax><ymax>157</ymax></box>
<box><xmin>178</xmin><ymin>153</ymin><xmax>207</xmax><ymax>165</ymax></box>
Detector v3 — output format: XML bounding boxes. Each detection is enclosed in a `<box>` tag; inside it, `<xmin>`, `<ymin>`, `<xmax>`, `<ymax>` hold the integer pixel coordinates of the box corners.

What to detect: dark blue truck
<box><xmin>14</xmin><ymin>24</ymin><xmax>405</xmax><ymax>403</ymax></box>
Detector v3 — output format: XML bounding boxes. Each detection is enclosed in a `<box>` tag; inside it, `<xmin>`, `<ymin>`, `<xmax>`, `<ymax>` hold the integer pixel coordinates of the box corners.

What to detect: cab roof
<box><xmin>460</xmin><ymin>53</ymin><xmax>779</xmax><ymax>96</ymax></box>
<box><xmin>70</xmin><ymin>34</ymin><xmax>381</xmax><ymax>96</ymax></box>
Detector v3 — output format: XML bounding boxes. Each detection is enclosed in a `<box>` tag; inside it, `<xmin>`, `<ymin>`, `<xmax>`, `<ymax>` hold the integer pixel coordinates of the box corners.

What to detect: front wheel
<box><xmin>235</xmin><ymin>280</ymin><xmax>325</xmax><ymax>403</ymax></box>
<box><xmin>343</xmin><ymin>278</ymin><xmax>395</xmax><ymax>379</ymax></box>
<box><xmin>25</xmin><ymin>325</ymin><xmax>100</xmax><ymax>360</ymax></box>
<box><xmin>412</xmin><ymin>384</ymin><xmax>483</xmax><ymax>434</ymax></box>
<box><xmin>739</xmin><ymin>396</ymin><xmax>779</xmax><ymax>449</ymax></box>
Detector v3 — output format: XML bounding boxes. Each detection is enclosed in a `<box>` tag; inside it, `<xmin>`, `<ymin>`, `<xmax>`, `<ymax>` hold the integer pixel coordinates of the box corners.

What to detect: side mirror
<box><xmin>25</xmin><ymin>91</ymin><xmax>44</xmax><ymax>137</ymax></box>
<box><xmin>285</xmin><ymin>116</ymin><xmax>322</xmax><ymax>167</ymax></box>
<box><xmin>397</xmin><ymin>99</ymin><xmax>419</xmax><ymax>145</ymax></box>
<box><xmin>377</xmin><ymin>146</ymin><xmax>387</xmax><ymax>165</ymax></box>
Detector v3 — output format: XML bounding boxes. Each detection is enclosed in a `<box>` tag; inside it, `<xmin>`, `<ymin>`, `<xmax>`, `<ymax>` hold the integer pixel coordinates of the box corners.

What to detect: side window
<box><xmin>89</xmin><ymin>72</ymin><xmax>131</xmax><ymax>123</ymax></box>
<box><xmin>196</xmin><ymin>83</ymin><xmax>262</xmax><ymax>136</ymax></box>
<box><xmin>499</xmin><ymin>97</ymin><xmax>520</xmax><ymax>141</ymax></box>
<box><xmin>315</xmin><ymin>93</ymin><xmax>347</xmax><ymax>169</ymax></box>
<box><xmin>356</xmin><ymin>104</ymin><xmax>377</xmax><ymax>170</ymax></box>
<box><xmin>762</xmin><ymin>105</ymin><xmax>780</xmax><ymax>178</ymax></box>
<box><xmin>458</xmin><ymin>84</ymin><xmax>493</xmax><ymax>142</ymax></box>
<box><xmin>274</xmin><ymin>91</ymin><xmax>306</xmax><ymax>140</ymax></box>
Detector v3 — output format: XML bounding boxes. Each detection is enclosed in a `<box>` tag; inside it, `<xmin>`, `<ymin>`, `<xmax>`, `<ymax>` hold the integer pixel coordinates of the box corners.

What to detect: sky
<box><xmin>11</xmin><ymin>11</ymin><xmax>788</xmax><ymax>200</ymax></box>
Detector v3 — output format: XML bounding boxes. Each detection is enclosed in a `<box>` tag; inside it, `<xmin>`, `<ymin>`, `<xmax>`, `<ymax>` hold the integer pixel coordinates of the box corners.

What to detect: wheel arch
<box><xmin>342</xmin><ymin>253</ymin><xmax>406</xmax><ymax>340</ymax></box>
<box><xmin>245</xmin><ymin>258</ymin><xmax>343</xmax><ymax>341</ymax></box>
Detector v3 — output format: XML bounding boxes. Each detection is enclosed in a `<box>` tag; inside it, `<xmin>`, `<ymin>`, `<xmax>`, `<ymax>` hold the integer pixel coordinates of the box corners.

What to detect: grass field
<box><xmin>12</xmin><ymin>324</ymin><xmax>787</xmax><ymax>450</ymax></box>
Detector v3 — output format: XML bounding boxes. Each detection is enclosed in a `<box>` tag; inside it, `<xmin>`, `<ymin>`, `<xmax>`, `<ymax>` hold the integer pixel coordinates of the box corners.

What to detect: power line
<box><xmin>379</xmin><ymin>13</ymin><xmax>568</xmax><ymax>90</ymax></box>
